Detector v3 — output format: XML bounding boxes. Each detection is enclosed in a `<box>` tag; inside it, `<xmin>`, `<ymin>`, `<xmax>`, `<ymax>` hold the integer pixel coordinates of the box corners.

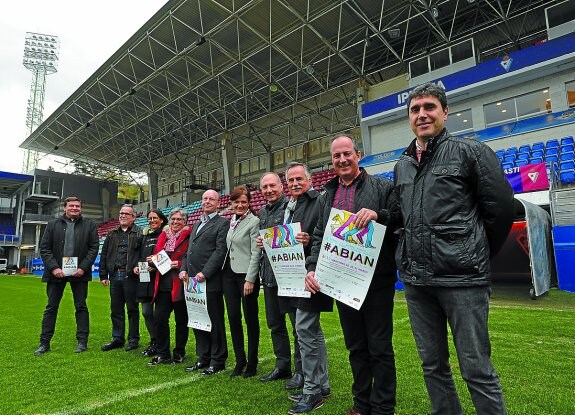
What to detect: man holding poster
<box><xmin>305</xmin><ymin>136</ymin><xmax>398</xmax><ymax>415</ymax></box>
<box><xmin>180</xmin><ymin>190</ymin><xmax>229</xmax><ymax>376</ymax></box>
<box><xmin>35</xmin><ymin>196</ymin><xmax>98</xmax><ymax>355</ymax></box>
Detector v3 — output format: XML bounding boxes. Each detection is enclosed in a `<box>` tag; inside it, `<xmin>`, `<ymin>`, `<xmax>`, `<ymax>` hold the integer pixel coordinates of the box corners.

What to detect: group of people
<box><xmin>34</xmin><ymin>83</ymin><xmax>514</xmax><ymax>415</ymax></box>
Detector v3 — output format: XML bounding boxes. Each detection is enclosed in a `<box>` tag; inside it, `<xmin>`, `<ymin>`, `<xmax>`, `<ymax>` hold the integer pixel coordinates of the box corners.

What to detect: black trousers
<box><xmin>109</xmin><ymin>275</ymin><xmax>139</xmax><ymax>344</ymax></box>
<box><xmin>141</xmin><ymin>302</ymin><xmax>155</xmax><ymax>343</ymax></box>
<box><xmin>222</xmin><ymin>264</ymin><xmax>260</xmax><ymax>367</ymax></box>
<box><xmin>337</xmin><ymin>287</ymin><xmax>397</xmax><ymax>415</ymax></box>
<box><xmin>263</xmin><ymin>285</ymin><xmax>301</xmax><ymax>373</ymax></box>
<box><xmin>40</xmin><ymin>280</ymin><xmax>89</xmax><ymax>345</ymax></box>
<box><xmin>193</xmin><ymin>291</ymin><xmax>228</xmax><ymax>368</ymax></box>
<box><xmin>154</xmin><ymin>291</ymin><xmax>189</xmax><ymax>359</ymax></box>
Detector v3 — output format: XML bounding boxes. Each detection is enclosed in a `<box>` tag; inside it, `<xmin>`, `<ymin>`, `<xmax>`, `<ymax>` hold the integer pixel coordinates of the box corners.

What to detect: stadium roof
<box><xmin>0</xmin><ymin>171</ymin><xmax>33</xmax><ymax>198</ymax></box>
<box><xmin>20</xmin><ymin>0</ymin><xmax>560</xmax><ymax>180</ymax></box>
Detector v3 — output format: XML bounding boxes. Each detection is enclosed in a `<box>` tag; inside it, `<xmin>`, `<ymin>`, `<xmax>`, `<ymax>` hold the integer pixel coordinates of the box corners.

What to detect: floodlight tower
<box><xmin>22</xmin><ymin>32</ymin><xmax>60</xmax><ymax>173</ymax></box>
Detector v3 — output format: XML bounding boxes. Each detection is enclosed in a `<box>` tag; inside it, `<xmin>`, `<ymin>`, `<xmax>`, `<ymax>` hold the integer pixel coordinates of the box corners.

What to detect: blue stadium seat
<box><xmin>561</xmin><ymin>144</ymin><xmax>574</xmax><ymax>154</ymax></box>
<box><xmin>546</xmin><ymin>139</ymin><xmax>559</xmax><ymax>149</ymax></box>
<box><xmin>517</xmin><ymin>153</ymin><xmax>529</xmax><ymax>161</ymax></box>
<box><xmin>559</xmin><ymin>169</ymin><xmax>575</xmax><ymax>184</ymax></box>
<box><xmin>503</xmin><ymin>155</ymin><xmax>516</xmax><ymax>163</ymax></box>
<box><xmin>546</xmin><ymin>147</ymin><xmax>559</xmax><ymax>156</ymax></box>
<box><xmin>560</xmin><ymin>152</ymin><xmax>574</xmax><ymax>162</ymax></box>
<box><xmin>532</xmin><ymin>141</ymin><xmax>544</xmax><ymax>151</ymax></box>
<box><xmin>518</xmin><ymin>144</ymin><xmax>531</xmax><ymax>154</ymax></box>
<box><xmin>545</xmin><ymin>155</ymin><xmax>559</xmax><ymax>164</ymax></box>
<box><xmin>561</xmin><ymin>136</ymin><xmax>574</xmax><ymax>146</ymax></box>
<box><xmin>531</xmin><ymin>150</ymin><xmax>544</xmax><ymax>158</ymax></box>
<box><xmin>529</xmin><ymin>157</ymin><xmax>544</xmax><ymax>164</ymax></box>
<box><xmin>495</xmin><ymin>149</ymin><xmax>505</xmax><ymax>158</ymax></box>
<box><xmin>502</xmin><ymin>162</ymin><xmax>514</xmax><ymax>170</ymax></box>
<box><xmin>505</xmin><ymin>147</ymin><xmax>518</xmax><ymax>155</ymax></box>
<box><xmin>560</xmin><ymin>160</ymin><xmax>575</xmax><ymax>171</ymax></box>
<box><xmin>515</xmin><ymin>159</ymin><xmax>529</xmax><ymax>167</ymax></box>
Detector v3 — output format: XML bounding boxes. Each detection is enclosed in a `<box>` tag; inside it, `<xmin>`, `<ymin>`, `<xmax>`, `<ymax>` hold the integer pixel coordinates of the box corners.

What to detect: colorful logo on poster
<box><xmin>262</xmin><ymin>224</ymin><xmax>297</xmax><ymax>248</ymax></box>
<box><xmin>504</xmin><ymin>162</ymin><xmax>549</xmax><ymax>193</ymax></box>
<box><xmin>185</xmin><ymin>276</ymin><xmax>203</xmax><ymax>294</ymax></box>
<box><xmin>330</xmin><ymin>211</ymin><xmax>375</xmax><ymax>248</ymax></box>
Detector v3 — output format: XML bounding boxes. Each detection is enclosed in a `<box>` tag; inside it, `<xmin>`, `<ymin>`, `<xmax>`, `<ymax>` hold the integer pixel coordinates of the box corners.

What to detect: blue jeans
<box><xmin>404</xmin><ymin>284</ymin><xmax>507</xmax><ymax>415</ymax></box>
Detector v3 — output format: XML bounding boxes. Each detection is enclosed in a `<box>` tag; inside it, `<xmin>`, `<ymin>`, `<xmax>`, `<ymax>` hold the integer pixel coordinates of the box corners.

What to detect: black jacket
<box><xmin>40</xmin><ymin>214</ymin><xmax>99</xmax><ymax>282</ymax></box>
<box><xmin>99</xmin><ymin>224</ymin><xmax>141</xmax><ymax>280</ymax></box>
<box><xmin>258</xmin><ymin>193</ymin><xmax>287</xmax><ymax>287</ymax></box>
<box><xmin>136</xmin><ymin>227</ymin><xmax>162</xmax><ymax>302</ymax></box>
<box><xmin>292</xmin><ymin>189</ymin><xmax>332</xmax><ymax>313</ymax></box>
<box><xmin>306</xmin><ymin>169</ymin><xmax>398</xmax><ymax>291</ymax></box>
<box><xmin>394</xmin><ymin>128</ymin><xmax>515</xmax><ymax>287</ymax></box>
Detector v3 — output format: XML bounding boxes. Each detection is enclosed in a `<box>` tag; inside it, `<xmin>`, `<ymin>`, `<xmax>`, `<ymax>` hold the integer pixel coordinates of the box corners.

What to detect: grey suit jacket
<box><xmin>225</xmin><ymin>212</ymin><xmax>261</xmax><ymax>283</ymax></box>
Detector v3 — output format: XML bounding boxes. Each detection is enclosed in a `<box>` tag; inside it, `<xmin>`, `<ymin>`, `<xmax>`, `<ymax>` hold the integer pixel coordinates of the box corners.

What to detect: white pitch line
<box><xmin>50</xmin><ymin>317</ymin><xmax>412</xmax><ymax>415</ymax></box>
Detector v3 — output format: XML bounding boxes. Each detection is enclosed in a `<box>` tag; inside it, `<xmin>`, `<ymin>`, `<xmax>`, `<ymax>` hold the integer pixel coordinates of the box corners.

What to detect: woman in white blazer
<box><xmin>223</xmin><ymin>185</ymin><xmax>261</xmax><ymax>378</ymax></box>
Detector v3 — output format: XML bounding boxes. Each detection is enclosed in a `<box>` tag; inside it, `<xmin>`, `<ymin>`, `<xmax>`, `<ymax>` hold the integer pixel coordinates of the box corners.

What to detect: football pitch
<box><xmin>1</xmin><ymin>275</ymin><xmax>574</xmax><ymax>415</ymax></box>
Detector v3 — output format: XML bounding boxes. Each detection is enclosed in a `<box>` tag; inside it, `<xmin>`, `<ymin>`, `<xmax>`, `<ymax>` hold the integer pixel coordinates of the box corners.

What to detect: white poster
<box><xmin>150</xmin><ymin>250</ymin><xmax>172</xmax><ymax>275</ymax></box>
<box><xmin>183</xmin><ymin>276</ymin><xmax>212</xmax><ymax>332</ymax></box>
<box><xmin>315</xmin><ymin>208</ymin><xmax>385</xmax><ymax>310</ymax></box>
<box><xmin>62</xmin><ymin>256</ymin><xmax>78</xmax><ymax>276</ymax></box>
<box><xmin>138</xmin><ymin>261</ymin><xmax>150</xmax><ymax>282</ymax></box>
<box><xmin>259</xmin><ymin>222</ymin><xmax>310</xmax><ymax>298</ymax></box>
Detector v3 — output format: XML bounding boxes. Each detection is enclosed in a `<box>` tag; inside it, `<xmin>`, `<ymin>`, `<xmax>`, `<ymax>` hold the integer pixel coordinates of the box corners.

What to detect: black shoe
<box><xmin>34</xmin><ymin>344</ymin><xmax>50</xmax><ymax>356</ymax></box>
<box><xmin>141</xmin><ymin>343</ymin><xmax>157</xmax><ymax>357</ymax></box>
<box><xmin>172</xmin><ymin>354</ymin><xmax>185</xmax><ymax>364</ymax></box>
<box><xmin>185</xmin><ymin>361</ymin><xmax>209</xmax><ymax>372</ymax></box>
<box><xmin>230</xmin><ymin>361</ymin><xmax>246</xmax><ymax>377</ymax></box>
<box><xmin>288</xmin><ymin>393</ymin><xmax>324</xmax><ymax>414</ymax></box>
<box><xmin>286</xmin><ymin>372</ymin><xmax>304</xmax><ymax>390</ymax></box>
<box><xmin>125</xmin><ymin>342</ymin><xmax>139</xmax><ymax>351</ymax></box>
<box><xmin>202</xmin><ymin>366</ymin><xmax>224</xmax><ymax>376</ymax></box>
<box><xmin>243</xmin><ymin>363</ymin><xmax>257</xmax><ymax>378</ymax></box>
<box><xmin>147</xmin><ymin>356</ymin><xmax>172</xmax><ymax>366</ymax></box>
<box><xmin>289</xmin><ymin>389</ymin><xmax>331</xmax><ymax>403</ymax></box>
<box><xmin>101</xmin><ymin>340</ymin><xmax>124</xmax><ymax>352</ymax></box>
<box><xmin>260</xmin><ymin>367</ymin><xmax>291</xmax><ymax>382</ymax></box>
<box><xmin>75</xmin><ymin>342</ymin><xmax>87</xmax><ymax>353</ymax></box>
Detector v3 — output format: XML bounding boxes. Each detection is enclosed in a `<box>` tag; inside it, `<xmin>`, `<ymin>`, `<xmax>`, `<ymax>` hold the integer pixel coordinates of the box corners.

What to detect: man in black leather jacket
<box><xmin>394</xmin><ymin>82</ymin><xmax>514</xmax><ymax>415</ymax></box>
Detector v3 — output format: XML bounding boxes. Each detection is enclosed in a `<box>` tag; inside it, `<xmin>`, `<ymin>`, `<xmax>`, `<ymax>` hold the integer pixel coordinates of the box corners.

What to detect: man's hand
<box><xmin>295</xmin><ymin>232</ymin><xmax>311</xmax><ymax>247</ymax></box>
<box><xmin>72</xmin><ymin>268</ymin><xmax>85</xmax><ymax>278</ymax></box>
<box><xmin>51</xmin><ymin>268</ymin><xmax>65</xmax><ymax>279</ymax></box>
<box><xmin>170</xmin><ymin>260</ymin><xmax>179</xmax><ymax>269</ymax></box>
<box><xmin>353</xmin><ymin>208</ymin><xmax>377</xmax><ymax>229</ymax></box>
<box><xmin>195</xmin><ymin>272</ymin><xmax>206</xmax><ymax>282</ymax></box>
<box><xmin>305</xmin><ymin>271</ymin><xmax>320</xmax><ymax>294</ymax></box>
<box><xmin>178</xmin><ymin>271</ymin><xmax>188</xmax><ymax>280</ymax></box>
<box><xmin>133</xmin><ymin>266</ymin><xmax>140</xmax><ymax>275</ymax></box>
<box><xmin>101</xmin><ymin>279</ymin><xmax>110</xmax><ymax>287</ymax></box>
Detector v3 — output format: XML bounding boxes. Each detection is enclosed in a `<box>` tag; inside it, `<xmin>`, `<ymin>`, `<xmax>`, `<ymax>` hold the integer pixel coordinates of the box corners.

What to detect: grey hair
<box><xmin>285</xmin><ymin>161</ymin><xmax>311</xmax><ymax>179</ymax></box>
<box><xmin>260</xmin><ymin>171</ymin><xmax>282</xmax><ymax>186</ymax></box>
<box><xmin>406</xmin><ymin>82</ymin><xmax>448</xmax><ymax>112</ymax></box>
<box><xmin>121</xmin><ymin>204</ymin><xmax>135</xmax><ymax>216</ymax></box>
<box><xmin>168</xmin><ymin>207</ymin><xmax>188</xmax><ymax>222</ymax></box>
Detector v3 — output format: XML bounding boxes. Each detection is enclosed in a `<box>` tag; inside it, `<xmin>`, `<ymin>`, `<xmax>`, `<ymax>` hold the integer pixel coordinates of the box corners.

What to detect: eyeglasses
<box><xmin>148</xmin><ymin>217</ymin><xmax>160</xmax><ymax>222</ymax></box>
<box><xmin>119</xmin><ymin>212</ymin><xmax>134</xmax><ymax>216</ymax></box>
<box><xmin>170</xmin><ymin>217</ymin><xmax>184</xmax><ymax>222</ymax></box>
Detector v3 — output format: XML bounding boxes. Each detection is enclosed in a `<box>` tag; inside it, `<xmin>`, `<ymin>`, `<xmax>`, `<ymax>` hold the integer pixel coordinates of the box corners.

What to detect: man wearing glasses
<box><xmin>100</xmin><ymin>204</ymin><xmax>142</xmax><ymax>352</ymax></box>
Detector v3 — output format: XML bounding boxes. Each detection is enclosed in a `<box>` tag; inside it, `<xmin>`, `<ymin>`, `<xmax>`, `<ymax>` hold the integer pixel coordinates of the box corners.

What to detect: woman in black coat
<box><xmin>133</xmin><ymin>208</ymin><xmax>168</xmax><ymax>357</ymax></box>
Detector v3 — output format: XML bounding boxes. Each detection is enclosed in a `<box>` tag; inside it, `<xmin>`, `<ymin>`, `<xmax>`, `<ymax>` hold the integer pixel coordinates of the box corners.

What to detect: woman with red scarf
<box><xmin>148</xmin><ymin>208</ymin><xmax>192</xmax><ymax>365</ymax></box>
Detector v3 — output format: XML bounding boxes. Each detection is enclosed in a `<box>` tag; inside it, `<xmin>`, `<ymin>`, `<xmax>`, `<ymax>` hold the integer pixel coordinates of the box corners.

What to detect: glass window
<box><xmin>409</xmin><ymin>57</ymin><xmax>429</xmax><ymax>78</ymax></box>
<box><xmin>516</xmin><ymin>89</ymin><xmax>551</xmax><ymax>119</ymax></box>
<box><xmin>567</xmin><ymin>80</ymin><xmax>575</xmax><ymax>107</ymax></box>
<box><xmin>250</xmin><ymin>158</ymin><xmax>259</xmax><ymax>172</ymax></box>
<box><xmin>274</xmin><ymin>150</ymin><xmax>284</xmax><ymax>166</ymax></box>
<box><xmin>258</xmin><ymin>155</ymin><xmax>267</xmax><ymax>170</ymax></box>
<box><xmin>484</xmin><ymin>98</ymin><xmax>516</xmax><ymax>127</ymax></box>
<box><xmin>240</xmin><ymin>160</ymin><xmax>250</xmax><ymax>175</ymax></box>
<box><xmin>296</xmin><ymin>144</ymin><xmax>304</xmax><ymax>159</ymax></box>
<box><xmin>451</xmin><ymin>40</ymin><xmax>473</xmax><ymax>63</ymax></box>
<box><xmin>446</xmin><ymin>109</ymin><xmax>473</xmax><ymax>134</ymax></box>
<box><xmin>430</xmin><ymin>49</ymin><xmax>450</xmax><ymax>71</ymax></box>
<box><xmin>547</xmin><ymin>0</ymin><xmax>575</xmax><ymax>27</ymax></box>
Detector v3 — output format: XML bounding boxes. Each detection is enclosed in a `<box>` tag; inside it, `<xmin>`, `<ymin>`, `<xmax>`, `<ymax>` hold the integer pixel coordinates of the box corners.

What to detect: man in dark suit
<box><xmin>180</xmin><ymin>189</ymin><xmax>229</xmax><ymax>375</ymax></box>
<box><xmin>35</xmin><ymin>196</ymin><xmax>99</xmax><ymax>355</ymax></box>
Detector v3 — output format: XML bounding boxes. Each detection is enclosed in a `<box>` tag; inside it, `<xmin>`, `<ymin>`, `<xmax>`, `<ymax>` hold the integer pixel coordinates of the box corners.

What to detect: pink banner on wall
<box><xmin>504</xmin><ymin>162</ymin><xmax>549</xmax><ymax>194</ymax></box>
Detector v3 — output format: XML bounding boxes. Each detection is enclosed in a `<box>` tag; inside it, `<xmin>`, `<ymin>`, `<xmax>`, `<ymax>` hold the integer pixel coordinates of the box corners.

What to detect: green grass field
<box><xmin>1</xmin><ymin>275</ymin><xmax>574</xmax><ymax>415</ymax></box>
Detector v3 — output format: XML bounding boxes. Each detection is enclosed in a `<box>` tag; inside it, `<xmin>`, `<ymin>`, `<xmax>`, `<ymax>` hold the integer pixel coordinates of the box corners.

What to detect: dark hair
<box><xmin>63</xmin><ymin>196</ymin><xmax>81</xmax><ymax>206</ymax></box>
<box><xmin>230</xmin><ymin>185</ymin><xmax>251</xmax><ymax>202</ymax></box>
<box><xmin>147</xmin><ymin>208</ymin><xmax>168</xmax><ymax>227</ymax></box>
<box><xmin>406</xmin><ymin>82</ymin><xmax>448</xmax><ymax>112</ymax></box>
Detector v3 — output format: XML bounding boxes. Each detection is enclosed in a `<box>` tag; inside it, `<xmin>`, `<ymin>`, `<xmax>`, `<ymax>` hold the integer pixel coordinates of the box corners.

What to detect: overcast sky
<box><xmin>0</xmin><ymin>0</ymin><xmax>167</xmax><ymax>174</ymax></box>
